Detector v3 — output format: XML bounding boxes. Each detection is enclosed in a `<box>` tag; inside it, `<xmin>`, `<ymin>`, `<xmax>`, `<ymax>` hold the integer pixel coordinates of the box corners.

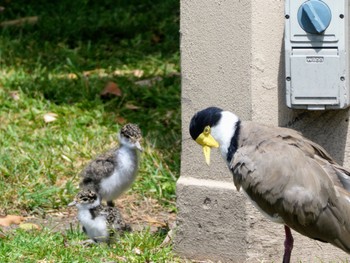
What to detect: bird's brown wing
<box><xmin>238</xmin><ymin>121</ymin><xmax>350</xmax><ymax>193</ymax></box>
<box><xmin>79</xmin><ymin>147</ymin><xmax>118</xmax><ymax>191</ymax></box>
<box><xmin>230</xmin><ymin>128</ymin><xmax>350</xmax><ymax>253</ymax></box>
<box><xmin>101</xmin><ymin>206</ymin><xmax>130</xmax><ymax>233</ymax></box>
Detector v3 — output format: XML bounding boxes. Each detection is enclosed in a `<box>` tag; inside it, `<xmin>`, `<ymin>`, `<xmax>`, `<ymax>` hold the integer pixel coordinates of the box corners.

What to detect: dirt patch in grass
<box><xmin>116</xmin><ymin>194</ymin><xmax>176</xmax><ymax>232</ymax></box>
<box><xmin>1</xmin><ymin>193</ymin><xmax>176</xmax><ymax>234</ymax></box>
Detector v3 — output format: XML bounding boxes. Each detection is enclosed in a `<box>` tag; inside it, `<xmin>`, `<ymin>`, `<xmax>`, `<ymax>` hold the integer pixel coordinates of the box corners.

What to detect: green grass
<box><xmin>0</xmin><ymin>0</ymin><xmax>180</xmax><ymax>261</ymax></box>
<box><xmin>1</xmin><ymin>226</ymin><xmax>180</xmax><ymax>263</ymax></box>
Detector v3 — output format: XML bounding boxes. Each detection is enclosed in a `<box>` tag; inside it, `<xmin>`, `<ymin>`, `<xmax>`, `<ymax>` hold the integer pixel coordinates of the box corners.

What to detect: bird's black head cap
<box><xmin>189</xmin><ymin>107</ymin><xmax>223</xmax><ymax>140</ymax></box>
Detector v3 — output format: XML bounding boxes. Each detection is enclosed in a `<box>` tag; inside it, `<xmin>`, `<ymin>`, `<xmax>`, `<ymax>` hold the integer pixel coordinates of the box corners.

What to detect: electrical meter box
<box><xmin>285</xmin><ymin>0</ymin><xmax>350</xmax><ymax>110</ymax></box>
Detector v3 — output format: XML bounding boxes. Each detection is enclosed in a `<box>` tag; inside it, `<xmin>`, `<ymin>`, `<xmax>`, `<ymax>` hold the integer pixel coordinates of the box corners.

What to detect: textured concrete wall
<box><xmin>177</xmin><ymin>1</ymin><xmax>252</xmax><ymax>259</ymax></box>
<box><xmin>180</xmin><ymin>0</ymin><xmax>252</xmax><ymax>182</ymax></box>
<box><xmin>176</xmin><ymin>0</ymin><xmax>350</xmax><ymax>262</ymax></box>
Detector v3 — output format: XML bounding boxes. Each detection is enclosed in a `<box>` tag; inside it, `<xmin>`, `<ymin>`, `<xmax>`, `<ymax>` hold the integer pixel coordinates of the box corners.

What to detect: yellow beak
<box><xmin>195</xmin><ymin>129</ymin><xmax>219</xmax><ymax>165</ymax></box>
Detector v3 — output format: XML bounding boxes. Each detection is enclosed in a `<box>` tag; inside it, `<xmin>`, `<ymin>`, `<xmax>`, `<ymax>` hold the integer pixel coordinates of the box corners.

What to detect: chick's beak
<box><xmin>195</xmin><ymin>131</ymin><xmax>219</xmax><ymax>165</ymax></box>
<box><xmin>135</xmin><ymin>141</ymin><xmax>143</xmax><ymax>152</ymax></box>
<box><xmin>68</xmin><ymin>200</ymin><xmax>77</xmax><ymax>207</ymax></box>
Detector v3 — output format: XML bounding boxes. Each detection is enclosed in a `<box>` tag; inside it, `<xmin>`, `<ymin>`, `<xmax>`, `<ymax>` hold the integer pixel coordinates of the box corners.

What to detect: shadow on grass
<box><xmin>0</xmin><ymin>0</ymin><xmax>179</xmax><ymax>57</ymax></box>
<box><xmin>0</xmin><ymin>0</ymin><xmax>180</xmax><ymax>149</ymax></box>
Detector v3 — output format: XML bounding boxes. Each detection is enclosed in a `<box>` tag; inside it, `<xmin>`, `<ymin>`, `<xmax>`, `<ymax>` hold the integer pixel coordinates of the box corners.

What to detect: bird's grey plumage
<box><xmin>79</xmin><ymin>147</ymin><xmax>118</xmax><ymax>192</ymax></box>
<box><xmin>89</xmin><ymin>204</ymin><xmax>130</xmax><ymax>233</ymax></box>
<box><xmin>189</xmin><ymin>107</ymin><xmax>350</xmax><ymax>262</ymax></box>
<box><xmin>69</xmin><ymin>189</ymin><xmax>130</xmax><ymax>244</ymax></box>
<box><xmin>79</xmin><ymin>123</ymin><xmax>142</xmax><ymax>206</ymax></box>
<box><xmin>231</xmin><ymin>121</ymin><xmax>350</xmax><ymax>252</ymax></box>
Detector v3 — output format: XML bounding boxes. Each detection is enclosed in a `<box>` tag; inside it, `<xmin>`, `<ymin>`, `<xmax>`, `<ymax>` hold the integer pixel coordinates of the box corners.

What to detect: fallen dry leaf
<box><xmin>144</xmin><ymin>215</ymin><xmax>166</xmax><ymax>227</ymax></box>
<box><xmin>113</xmin><ymin>69</ymin><xmax>144</xmax><ymax>77</ymax></box>
<box><xmin>0</xmin><ymin>215</ymin><xmax>25</xmax><ymax>227</ymax></box>
<box><xmin>115</xmin><ymin>116</ymin><xmax>127</xmax><ymax>124</ymax></box>
<box><xmin>100</xmin><ymin>81</ymin><xmax>122</xmax><ymax>99</ymax></box>
<box><xmin>43</xmin><ymin>112</ymin><xmax>58</xmax><ymax>123</ymax></box>
<box><xmin>113</xmin><ymin>69</ymin><xmax>124</xmax><ymax>76</ymax></box>
<box><xmin>133</xmin><ymin>69</ymin><xmax>144</xmax><ymax>78</ymax></box>
<box><xmin>134</xmin><ymin>76</ymin><xmax>162</xmax><ymax>87</ymax></box>
<box><xmin>125</xmin><ymin>103</ymin><xmax>140</xmax><ymax>110</ymax></box>
<box><xmin>55</xmin><ymin>73</ymin><xmax>77</xmax><ymax>79</ymax></box>
<box><xmin>19</xmin><ymin>222</ymin><xmax>41</xmax><ymax>231</ymax></box>
<box><xmin>61</xmin><ymin>154</ymin><xmax>72</xmax><ymax>163</ymax></box>
<box><xmin>0</xmin><ymin>16</ymin><xmax>38</xmax><ymax>27</ymax></box>
<box><xmin>67</xmin><ymin>73</ymin><xmax>78</xmax><ymax>79</ymax></box>
<box><xmin>83</xmin><ymin>68</ymin><xmax>107</xmax><ymax>78</ymax></box>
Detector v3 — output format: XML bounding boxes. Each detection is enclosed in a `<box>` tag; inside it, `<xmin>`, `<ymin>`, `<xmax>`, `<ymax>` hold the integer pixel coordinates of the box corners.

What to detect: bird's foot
<box><xmin>80</xmin><ymin>239</ymin><xmax>98</xmax><ymax>247</ymax></box>
<box><xmin>69</xmin><ymin>239</ymin><xmax>97</xmax><ymax>247</ymax></box>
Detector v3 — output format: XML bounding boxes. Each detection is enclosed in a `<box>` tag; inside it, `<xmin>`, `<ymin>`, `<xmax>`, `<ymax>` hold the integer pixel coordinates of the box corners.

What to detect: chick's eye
<box><xmin>204</xmin><ymin>126</ymin><xmax>210</xmax><ymax>135</ymax></box>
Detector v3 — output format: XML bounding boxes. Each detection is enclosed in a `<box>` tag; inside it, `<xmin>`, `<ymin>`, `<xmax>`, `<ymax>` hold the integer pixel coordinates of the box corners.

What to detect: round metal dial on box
<box><xmin>285</xmin><ymin>0</ymin><xmax>350</xmax><ymax>110</ymax></box>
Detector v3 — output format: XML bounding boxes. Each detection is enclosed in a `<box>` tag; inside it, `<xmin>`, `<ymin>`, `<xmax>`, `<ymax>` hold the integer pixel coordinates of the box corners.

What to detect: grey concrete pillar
<box><xmin>175</xmin><ymin>0</ymin><xmax>350</xmax><ymax>262</ymax></box>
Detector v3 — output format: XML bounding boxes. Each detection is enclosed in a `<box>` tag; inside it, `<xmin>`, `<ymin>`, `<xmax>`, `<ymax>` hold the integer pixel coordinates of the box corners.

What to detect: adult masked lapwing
<box><xmin>189</xmin><ymin>106</ymin><xmax>350</xmax><ymax>263</ymax></box>
<box><xmin>79</xmin><ymin>123</ymin><xmax>142</xmax><ymax>207</ymax></box>
<box><xmin>68</xmin><ymin>189</ymin><xmax>130</xmax><ymax>244</ymax></box>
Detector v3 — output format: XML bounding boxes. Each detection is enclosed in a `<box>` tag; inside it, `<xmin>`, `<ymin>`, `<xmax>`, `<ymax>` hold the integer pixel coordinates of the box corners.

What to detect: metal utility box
<box><xmin>285</xmin><ymin>0</ymin><xmax>350</xmax><ymax>110</ymax></box>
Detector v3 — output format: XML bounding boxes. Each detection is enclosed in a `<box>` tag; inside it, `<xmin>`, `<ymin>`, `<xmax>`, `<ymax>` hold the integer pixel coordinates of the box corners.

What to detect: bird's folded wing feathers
<box><xmin>230</xmin><ymin>141</ymin><xmax>331</xmax><ymax>226</ymax></box>
<box><xmin>79</xmin><ymin>147</ymin><xmax>118</xmax><ymax>185</ymax></box>
<box><xmin>274</xmin><ymin>126</ymin><xmax>350</xmax><ymax>191</ymax></box>
<box><xmin>230</xmin><ymin>122</ymin><xmax>350</xmax><ymax>250</ymax></box>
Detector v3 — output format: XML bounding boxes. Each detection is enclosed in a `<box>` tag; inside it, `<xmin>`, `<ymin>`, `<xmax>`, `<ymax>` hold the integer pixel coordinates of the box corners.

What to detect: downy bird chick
<box><xmin>79</xmin><ymin>123</ymin><xmax>142</xmax><ymax>207</ymax></box>
<box><xmin>68</xmin><ymin>189</ymin><xmax>130</xmax><ymax>244</ymax></box>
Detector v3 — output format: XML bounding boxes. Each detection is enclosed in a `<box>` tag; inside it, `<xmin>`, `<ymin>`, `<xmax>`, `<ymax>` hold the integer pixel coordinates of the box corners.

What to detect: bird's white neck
<box><xmin>118</xmin><ymin>135</ymin><xmax>133</xmax><ymax>149</ymax></box>
<box><xmin>211</xmin><ymin>111</ymin><xmax>240</xmax><ymax>162</ymax></box>
<box><xmin>77</xmin><ymin>197</ymin><xmax>101</xmax><ymax>211</ymax></box>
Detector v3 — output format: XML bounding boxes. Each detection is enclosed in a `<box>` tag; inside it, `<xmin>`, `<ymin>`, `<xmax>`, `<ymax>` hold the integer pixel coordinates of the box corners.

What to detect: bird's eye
<box><xmin>204</xmin><ymin>126</ymin><xmax>211</xmax><ymax>135</ymax></box>
<box><xmin>82</xmin><ymin>197</ymin><xmax>89</xmax><ymax>202</ymax></box>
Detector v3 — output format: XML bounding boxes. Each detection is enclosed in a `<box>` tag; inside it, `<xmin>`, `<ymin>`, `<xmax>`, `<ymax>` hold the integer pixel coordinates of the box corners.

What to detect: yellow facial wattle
<box><xmin>195</xmin><ymin>126</ymin><xmax>219</xmax><ymax>165</ymax></box>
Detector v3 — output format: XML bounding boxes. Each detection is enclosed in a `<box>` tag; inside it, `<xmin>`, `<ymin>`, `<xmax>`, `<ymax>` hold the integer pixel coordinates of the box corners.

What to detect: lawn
<box><xmin>0</xmin><ymin>0</ymin><xmax>181</xmax><ymax>261</ymax></box>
